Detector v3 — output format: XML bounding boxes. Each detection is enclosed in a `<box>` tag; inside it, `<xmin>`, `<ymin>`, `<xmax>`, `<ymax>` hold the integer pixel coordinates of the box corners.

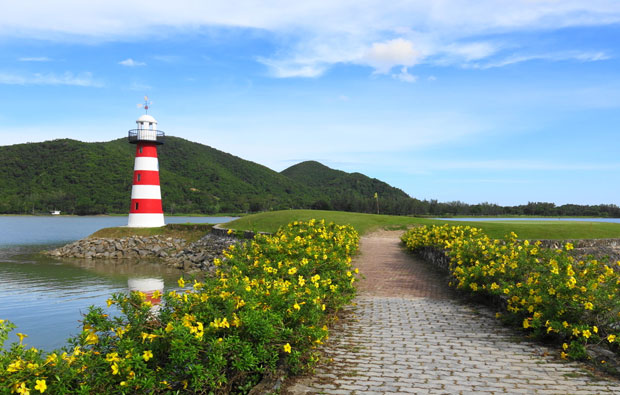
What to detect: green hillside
<box><xmin>281</xmin><ymin>160</ymin><xmax>415</xmax><ymax>214</ymax></box>
<box><xmin>0</xmin><ymin>137</ymin><xmax>319</xmax><ymax>215</ymax></box>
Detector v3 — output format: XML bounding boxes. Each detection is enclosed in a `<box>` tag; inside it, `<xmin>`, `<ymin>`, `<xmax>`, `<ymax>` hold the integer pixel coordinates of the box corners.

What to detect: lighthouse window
<box><xmin>135</xmin><ymin>202</ymin><xmax>139</xmax><ymax>210</ymax></box>
<box><xmin>137</xmin><ymin>173</ymin><xmax>141</xmax><ymax>182</ymax></box>
<box><xmin>139</xmin><ymin>146</ymin><xmax>143</xmax><ymax>154</ymax></box>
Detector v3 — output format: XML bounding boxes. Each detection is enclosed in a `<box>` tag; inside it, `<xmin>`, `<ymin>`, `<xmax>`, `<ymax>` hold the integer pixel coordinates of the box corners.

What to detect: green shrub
<box><xmin>402</xmin><ymin>225</ymin><xmax>620</xmax><ymax>361</ymax></box>
<box><xmin>0</xmin><ymin>220</ymin><xmax>359</xmax><ymax>394</ymax></box>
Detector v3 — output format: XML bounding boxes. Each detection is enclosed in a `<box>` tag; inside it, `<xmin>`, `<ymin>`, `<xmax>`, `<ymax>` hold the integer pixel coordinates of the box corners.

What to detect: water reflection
<box><xmin>0</xmin><ymin>215</ymin><xmax>232</xmax><ymax>350</ymax></box>
<box><xmin>128</xmin><ymin>278</ymin><xmax>164</xmax><ymax>314</ymax></box>
<box><xmin>0</xmin><ymin>250</ymin><xmax>182</xmax><ymax>350</ymax></box>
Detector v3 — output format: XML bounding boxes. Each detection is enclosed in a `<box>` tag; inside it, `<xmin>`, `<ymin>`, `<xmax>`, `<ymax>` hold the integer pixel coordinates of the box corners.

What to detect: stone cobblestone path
<box><xmin>283</xmin><ymin>230</ymin><xmax>620</xmax><ymax>394</ymax></box>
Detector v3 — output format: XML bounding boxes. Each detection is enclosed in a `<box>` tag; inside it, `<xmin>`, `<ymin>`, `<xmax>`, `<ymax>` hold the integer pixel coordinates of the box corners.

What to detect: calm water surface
<box><xmin>437</xmin><ymin>217</ymin><xmax>620</xmax><ymax>223</ymax></box>
<box><xmin>0</xmin><ymin>216</ymin><xmax>236</xmax><ymax>350</ymax></box>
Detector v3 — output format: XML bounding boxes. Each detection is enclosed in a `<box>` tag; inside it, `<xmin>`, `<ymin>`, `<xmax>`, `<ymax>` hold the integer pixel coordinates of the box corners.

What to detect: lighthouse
<box><xmin>127</xmin><ymin>98</ymin><xmax>165</xmax><ymax>227</ymax></box>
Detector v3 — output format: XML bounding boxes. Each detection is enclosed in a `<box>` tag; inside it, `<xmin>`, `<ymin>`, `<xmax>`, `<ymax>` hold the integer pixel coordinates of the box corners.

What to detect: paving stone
<box><xmin>282</xmin><ymin>231</ymin><xmax>620</xmax><ymax>394</ymax></box>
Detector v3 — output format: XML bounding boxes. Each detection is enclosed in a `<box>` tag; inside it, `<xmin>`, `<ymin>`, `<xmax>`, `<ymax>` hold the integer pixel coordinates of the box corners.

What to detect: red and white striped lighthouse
<box><xmin>127</xmin><ymin>101</ymin><xmax>165</xmax><ymax>227</ymax></box>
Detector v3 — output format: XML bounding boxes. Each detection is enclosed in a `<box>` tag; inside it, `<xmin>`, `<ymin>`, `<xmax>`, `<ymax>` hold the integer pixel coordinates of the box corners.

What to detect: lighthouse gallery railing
<box><xmin>128</xmin><ymin>129</ymin><xmax>165</xmax><ymax>144</ymax></box>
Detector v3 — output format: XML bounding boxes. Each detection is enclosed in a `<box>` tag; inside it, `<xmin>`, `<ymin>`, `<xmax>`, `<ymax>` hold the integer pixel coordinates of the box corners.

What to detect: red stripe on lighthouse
<box><xmin>133</xmin><ymin>170</ymin><xmax>160</xmax><ymax>185</ymax></box>
<box><xmin>130</xmin><ymin>199</ymin><xmax>163</xmax><ymax>214</ymax></box>
<box><xmin>135</xmin><ymin>143</ymin><xmax>158</xmax><ymax>157</ymax></box>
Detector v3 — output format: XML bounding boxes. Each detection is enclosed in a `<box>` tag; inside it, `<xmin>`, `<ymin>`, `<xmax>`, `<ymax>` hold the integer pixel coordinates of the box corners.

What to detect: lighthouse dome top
<box><xmin>137</xmin><ymin>114</ymin><xmax>157</xmax><ymax>123</ymax></box>
<box><xmin>129</xmin><ymin>112</ymin><xmax>165</xmax><ymax>145</ymax></box>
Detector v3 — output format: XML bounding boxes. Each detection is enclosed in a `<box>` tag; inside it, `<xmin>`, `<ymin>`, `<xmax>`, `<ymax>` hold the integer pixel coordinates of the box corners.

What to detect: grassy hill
<box><xmin>0</xmin><ymin>137</ymin><xmax>320</xmax><ymax>215</ymax></box>
<box><xmin>281</xmin><ymin>160</ymin><xmax>415</xmax><ymax>213</ymax></box>
<box><xmin>226</xmin><ymin>210</ymin><xmax>620</xmax><ymax>239</ymax></box>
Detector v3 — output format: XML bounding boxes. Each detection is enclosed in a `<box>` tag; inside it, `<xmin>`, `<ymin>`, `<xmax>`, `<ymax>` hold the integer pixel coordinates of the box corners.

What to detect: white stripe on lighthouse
<box><xmin>128</xmin><ymin>213</ymin><xmax>165</xmax><ymax>228</ymax></box>
<box><xmin>131</xmin><ymin>185</ymin><xmax>162</xmax><ymax>199</ymax></box>
<box><xmin>134</xmin><ymin>157</ymin><xmax>160</xmax><ymax>171</ymax></box>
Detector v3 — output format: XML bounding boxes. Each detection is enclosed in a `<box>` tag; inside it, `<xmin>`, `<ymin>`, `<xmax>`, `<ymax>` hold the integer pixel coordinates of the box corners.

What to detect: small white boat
<box><xmin>51</xmin><ymin>210</ymin><xmax>61</xmax><ymax>215</ymax></box>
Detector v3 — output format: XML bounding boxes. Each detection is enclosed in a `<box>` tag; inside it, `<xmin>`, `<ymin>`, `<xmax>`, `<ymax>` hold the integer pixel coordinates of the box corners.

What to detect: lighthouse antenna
<box><xmin>143</xmin><ymin>96</ymin><xmax>149</xmax><ymax>114</ymax></box>
<box><xmin>138</xmin><ymin>96</ymin><xmax>152</xmax><ymax>114</ymax></box>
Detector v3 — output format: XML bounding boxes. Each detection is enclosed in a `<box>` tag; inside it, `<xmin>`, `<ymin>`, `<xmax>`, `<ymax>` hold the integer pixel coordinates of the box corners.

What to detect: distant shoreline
<box><xmin>0</xmin><ymin>213</ymin><xmax>246</xmax><ymax>218</ymax></box>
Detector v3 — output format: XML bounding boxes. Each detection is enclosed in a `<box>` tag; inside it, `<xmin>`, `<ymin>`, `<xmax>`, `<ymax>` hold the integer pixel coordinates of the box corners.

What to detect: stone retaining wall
<box><xmin>535</xmin><ymin>238</ymin><xmax>620</xmax><ymax>263</ymax></box>
<box><xmin>45</xmin><ymin>232</ymin><xmax>238</xmax><ymax>272</ymax></box>
<box><xmin>414</xmin><ymin>239</ymin><xmax>620</xmax><ymax>275</ymax></box>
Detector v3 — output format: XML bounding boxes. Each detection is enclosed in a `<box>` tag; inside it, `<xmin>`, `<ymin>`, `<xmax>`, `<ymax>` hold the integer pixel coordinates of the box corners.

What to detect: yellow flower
<box><xmin>608</xmin><ymin>334</ymin><xmax>617</xmax><ymax>343</ymax></box>
<box><xmin>15</xmin><ymin>382</ymin><xmax>29</xmax><ymax>395</ymax></box>
<box><xmin>7</xmin><ymin>359</ymin><xmax>23</xmax><ymax>372</ymax></box>
<box><xmin>561</xmin><ymin>352</ymin><xmax>568</xmax><ymax>359</ymax></box>
<box><xmin>283</xmin><ymin>343</ymin><xmax>291</xmax><ymax>353</ymax></box>
<box><xmin>593</xmin><ymin>326</ymin><xmax>598</xmax><ymax>333</ymax></box>
<box><xmin>106</xmin><ymin>299</ymin><xmax>114</xmax><ymax>307</ymax></box>
<box><xmin>165</xmin><ymin>322</ymin><xmax>174</xmax><ymax>333</ymax></box>
<box><xmin>227</xmin><ymin>228</ymin><xmax>234</xmax><ymax>235</ymax></box>
<box><xmin>293</xmin><ymin>302</ymin><xmax>300</xmax><ymax>311</ymax></box>
<box><xmin>522</xmin><ymin>319</ymin><xmax>530</xmax><ymax>329</ymax></box>
<box><xmin>288</xmin><ymin>267</ymin><xmax>297</xmax><ymax>275</ymax></box>
<box><xmin>105</xmin><ymin>352</ymin><xmax>120</xmax><ymax>363</ymax></box>
<box><xmin>85</xmin><ymin>331</ymin><xmax>98</xmax><ymax>345</ymax></box>
<box><xmin>582</xmin><ymin>329</ymin><xmax>591</xmax><ymax>339</ymax></box>
<box><xmin>562</xmin><ymin>343</ymin><xmax>568</xmax><ymax>350</ymax></box>
<box><xmin>111</xmin><ymin>362</ymin><xmax>119</xmax><ymax>375</ymax></box>
<box><xmin>178</xmin><ymin>277</ymin><xmax>186</xmax><ymax>288</ymax></box>
<box><xmin>34</xmin><ymin>380</ymin><xmax>47</xmax><ymax>393</ymax></box>
<box><xmin>143</xmin><ymin>350</ymin><xmax>153</xmax><ymax>361</ymax></box>
<box><xmin>584</xmin><ymin>302</ymin><xmax>593</xmax><ymax>310</ymax></box>
<box><xmin>16</xmin><ymin>332</ymin><xmax>28</xmax><ymax>345</ymax></box>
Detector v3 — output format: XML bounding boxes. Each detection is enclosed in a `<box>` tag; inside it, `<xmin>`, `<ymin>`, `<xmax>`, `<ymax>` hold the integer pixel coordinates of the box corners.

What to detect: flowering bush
<box><xmin>0</xmin><ymin>220</ymin><xmax>359</xmax><ymax>394</ymax></box>
<box><xmin>402</xmin><ymin>225</ymin><xmax>620</xmax><ymax>361</ymax></box>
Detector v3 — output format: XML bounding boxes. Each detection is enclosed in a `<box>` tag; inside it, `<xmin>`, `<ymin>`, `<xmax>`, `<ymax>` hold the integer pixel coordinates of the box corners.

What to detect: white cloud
<box><xmin>257</xmin><ymin>57</ymin><xmax>326</xmax><ymax>78</ymax></box>
<box><xmin>392</xmin><ymin>67</ymin><xmax>417</xmax><ymax>83</ymax></box>
<box><xmin>18</xmin><ymin>57</ymin><xmax>51</xmax><ymax>62</ymax></box>
<box><xmin>119</xmin><ymin>58</ymin><xmax>146</xmax><ymax>67</ymax></box>
<box><xmin>0</xmin><ymin>71</ymin><xmax>102</xmax><ymax>87</ymax></box>
<box><xmin>0</xmin><ymin>1</ymin><xmax>618</xmax><ymax>77</ymax></box>
<box><xmin>474</xmin><ymin>50</ymin><xmax>611</xmax><ymax>69</ymax></box>
<box><xmin>362</xmin><ymin>38</ymin><xmax>421</xmax><ymax>73</ymax></box>
<box><xmin>443</xmin><ymin>42</ymin><xmax>499</xmax><ymax>62</ymax></box>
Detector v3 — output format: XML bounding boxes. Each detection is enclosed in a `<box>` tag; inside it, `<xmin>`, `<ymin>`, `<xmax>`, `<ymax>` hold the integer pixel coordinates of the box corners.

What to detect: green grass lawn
<box><xmin>89</xmin><ymin>223</ymin><xmax>212</xmax><ymax>243</ymax></box>
<box><xmin>226</xmin><ymin>210</ymin><xmax>620</xmax><ymax>240</ymax></box>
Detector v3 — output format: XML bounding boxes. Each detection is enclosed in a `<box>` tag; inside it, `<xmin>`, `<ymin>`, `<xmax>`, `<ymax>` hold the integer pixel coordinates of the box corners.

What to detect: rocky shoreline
<box><xmin>44</xmin><ymin>232</ymin><xmax>239</xmax><ymax>273</ymax></box>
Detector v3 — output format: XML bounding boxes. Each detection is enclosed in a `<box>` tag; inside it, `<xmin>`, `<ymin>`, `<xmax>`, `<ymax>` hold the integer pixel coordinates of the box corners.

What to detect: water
<box><xmin>0</xmin><ymin>215</ymin><xmax>236</xmax><ymax>350</ymax></box>
<box><xmin>436</xmin><ymin>217</ymin><xmax>620</xmax><ymax>223</ymax></box>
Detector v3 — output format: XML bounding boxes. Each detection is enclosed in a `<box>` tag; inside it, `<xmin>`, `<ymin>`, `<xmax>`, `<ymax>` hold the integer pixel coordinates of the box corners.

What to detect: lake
<box><xmin>437</xmin><ymin>217</ymin><xmax>620</xmax><ymax>223</ymax></box>
<box><xmin>0</xmin><ymin>215</ymin><xmax>236</xmax><ymax>350</ymax></box>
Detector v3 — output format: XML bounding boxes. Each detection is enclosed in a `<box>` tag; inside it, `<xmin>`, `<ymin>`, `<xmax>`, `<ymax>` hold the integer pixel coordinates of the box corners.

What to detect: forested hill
<box><xmin>280</xmin><ymin>161</ymin><xmax>414</xmax><ymax>213</ymax></box>
<box><xmin>2</xmin><ymin>138</ymin><xmax>619</xmax><ymax>217</ymax></box>
<box><xmin>0</xmin><ymin>137</ymin><xmax>322</xmax><ymax>215</ymax></box>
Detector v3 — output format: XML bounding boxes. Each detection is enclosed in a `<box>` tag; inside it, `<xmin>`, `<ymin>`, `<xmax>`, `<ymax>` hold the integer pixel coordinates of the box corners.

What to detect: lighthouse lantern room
<box><xmin>127</xmin><ymin>97</ymin><xmax>166</xmax><ymax>227</ymax></box>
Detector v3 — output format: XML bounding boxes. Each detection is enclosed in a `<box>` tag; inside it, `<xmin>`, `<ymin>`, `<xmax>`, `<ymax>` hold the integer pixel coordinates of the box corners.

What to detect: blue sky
<box><xmin>1</xmin><ymin>1</ymin><xmax>620</xmax><ymax>206</ymax></box>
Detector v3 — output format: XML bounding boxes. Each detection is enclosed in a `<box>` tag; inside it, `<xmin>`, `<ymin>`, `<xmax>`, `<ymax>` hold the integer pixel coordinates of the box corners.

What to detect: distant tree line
<box><xmin>305</xmin><ymin>196</ymin><xmax>620</xmax><ymax>218</ymax></box>
<box><xmin>1</xmin><ymin>138</ymin><xmax>618</xmax><ymax>218</ymax></box>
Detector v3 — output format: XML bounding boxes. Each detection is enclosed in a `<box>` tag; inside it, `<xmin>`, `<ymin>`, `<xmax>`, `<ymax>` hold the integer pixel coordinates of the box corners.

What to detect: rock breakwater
<box><xmin>45</xmin><ymin>232</ymin><xmax>238</xmax><ymax>272</ymax></box>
